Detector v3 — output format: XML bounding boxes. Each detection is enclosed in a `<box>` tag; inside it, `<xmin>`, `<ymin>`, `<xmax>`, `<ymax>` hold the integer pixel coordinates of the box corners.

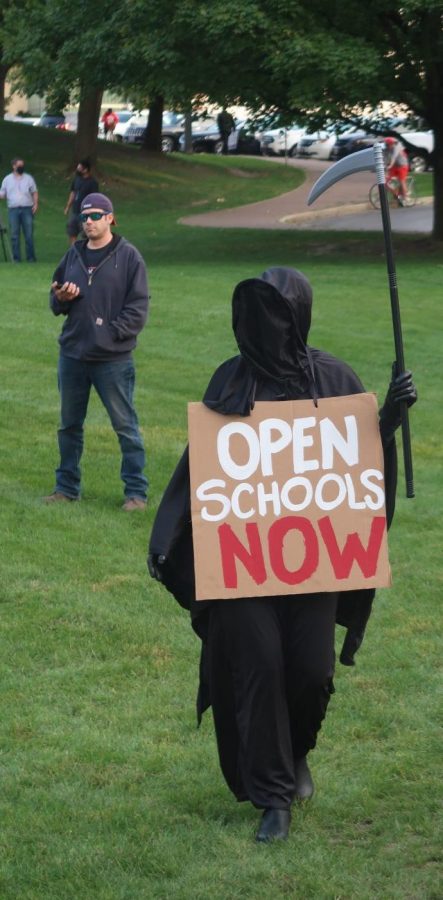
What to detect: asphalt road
<box><xmin>180</xmin><ymin>157</ymin><xmax>433</xmax><ymax>233</ymax></box>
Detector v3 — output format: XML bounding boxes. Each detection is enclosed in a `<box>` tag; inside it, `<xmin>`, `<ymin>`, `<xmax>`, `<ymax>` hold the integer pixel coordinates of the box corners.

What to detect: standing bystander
<box><xmin>217</xmin><ymin>108</ymin><xmax>235</xmax><ymax>155</ymax></box>
<box><xmin>44</xmin><ymin>193</ymin><xmax>149</xmax><ymax>510</ymax></box>
<box><xmin>64</xmin><ymin>159</ymin><xmax>99</xmax><ymax>244</ymax></box>
<box><xmin>101</xmin><ymin>108</ymin><xmax>119</xmax><ymax>141</ymax></box>
<box><xmin>0</xmin><ymin>158</ymin><xmax>38</xmax><ymax>262</ymax></box>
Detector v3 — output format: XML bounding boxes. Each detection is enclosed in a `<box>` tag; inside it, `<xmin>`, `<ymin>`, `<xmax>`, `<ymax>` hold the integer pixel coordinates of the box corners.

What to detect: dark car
<box><xmin>178</xmin><ymin>120</ymin><xmax>222</xmax><ymax>153</ymax></box>
<box><xmin>123</xmin><ymin>111</ymin><xmax>185</xmax><ymax>151</ymax></box>
<box><xmin>229</xmin><ymin>122</ymin><xmax>261</xmax><ymax>155</ymax></box>
<box><xmin>329</xmin><ymin>130</ymin><xmax>378</xmax><ymax>161</ymax></box>
<box><xmin>178</xmin><ymin>120</ymin><xmax>261</xmax><ymax>155</ymax></box>
<box><xmin>33</xmin><ymin>113</ymin><xmax>66</xmax><ymax>129</ymax></box>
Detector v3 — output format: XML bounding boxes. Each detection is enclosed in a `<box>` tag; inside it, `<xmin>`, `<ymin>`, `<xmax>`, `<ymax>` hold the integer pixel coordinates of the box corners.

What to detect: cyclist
<box><xmin>384</xmin><ymin>137</ymin><xmax>410</xmax><ymax>206</ymax></box>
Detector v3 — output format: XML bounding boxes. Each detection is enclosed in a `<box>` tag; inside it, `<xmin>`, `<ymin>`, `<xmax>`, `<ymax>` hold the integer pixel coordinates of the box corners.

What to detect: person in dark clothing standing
<box><xmin>44</xmin><ymin>192</ymin><xmax>149</xmax><ymax>511</ymax></box>
<box><xmin>217</xmin><ymin>108</ymin><xmax>235</xmax><ymax>155</ymax></box>
<box><xmin>64</xmin><ymin>159</ymin><xmax>99</xmax><ymax>244</ymax></box>
<box><xmin>148</xmin><ymin>267</ymin><xmax>417</xmax><ymax>842</ymax></box>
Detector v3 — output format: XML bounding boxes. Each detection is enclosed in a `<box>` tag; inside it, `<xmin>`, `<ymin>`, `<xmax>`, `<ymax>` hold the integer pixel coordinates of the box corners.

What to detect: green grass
<box><xmin>0</xmin><ymin>122</ymin><xmax>442</xmax><ymax>899</ymax></box>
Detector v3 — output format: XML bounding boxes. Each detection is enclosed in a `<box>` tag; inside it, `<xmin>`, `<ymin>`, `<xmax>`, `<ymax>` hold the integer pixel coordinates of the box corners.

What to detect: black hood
<box><xmin>204</xmin><ymin>267</ymin><xmax>318</xmax><ymax>417</ymax></box>
<box><xmin>232</xmin><ymin>266</ymin><xmax>315</xmax><ymax>389</ymax></box>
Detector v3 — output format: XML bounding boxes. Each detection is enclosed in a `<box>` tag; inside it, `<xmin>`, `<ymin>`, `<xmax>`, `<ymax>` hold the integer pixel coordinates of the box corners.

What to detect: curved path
<box><xmin>179</xmin><ymin>157</ymin><xmax>432</xmax><ymax>233</ymax></box>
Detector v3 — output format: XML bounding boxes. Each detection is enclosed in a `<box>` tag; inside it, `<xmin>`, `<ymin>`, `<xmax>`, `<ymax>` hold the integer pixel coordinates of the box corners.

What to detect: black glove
<box><xmin>147</xmin><ymin>553</ymin><xmax>166</xmax><ymax>582</ymax></box>
<box><xmin>379</xmin><ymin>362</ymin><xmax>417</xmax><ymax>443</ymax></box>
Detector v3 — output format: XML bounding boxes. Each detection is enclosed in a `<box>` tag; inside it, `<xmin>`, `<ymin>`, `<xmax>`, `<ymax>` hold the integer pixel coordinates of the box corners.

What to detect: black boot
<box><xmin>293</xmin><ymin>756</ymin><xmax>314</xmax><ymax>801</ymax></box>
<box><xmin>255</xmin><ymin>809</ymin><xmax>291</xmax><ymax>843</ymax></box>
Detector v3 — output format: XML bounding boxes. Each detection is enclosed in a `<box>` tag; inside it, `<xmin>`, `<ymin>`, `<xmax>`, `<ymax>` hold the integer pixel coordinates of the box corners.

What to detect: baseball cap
<box><xmin>384</xmin><ymin>137</ymin><xmax>396</xmax><ymax>146</ymax></box>
<box><xmin>80</xmin><ymin>192</ymin><xmax>116</xmax><ymax>224</ymax></box>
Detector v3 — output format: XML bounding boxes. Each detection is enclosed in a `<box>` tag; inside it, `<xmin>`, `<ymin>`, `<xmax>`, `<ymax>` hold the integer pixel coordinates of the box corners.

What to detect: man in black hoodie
<box><xmin>44</xmin><ymin>193</ymin><xmax>149</xmax><ymax>510</ymax></box>
<box><xmin>148</xmin><ymin>267</ymin><xmax>416</xmax><ymax>841</ymax></box>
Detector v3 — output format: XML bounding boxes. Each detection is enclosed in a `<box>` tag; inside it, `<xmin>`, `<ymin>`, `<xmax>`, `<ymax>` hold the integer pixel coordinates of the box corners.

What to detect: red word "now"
<box><xmin>218</xmin><ymin>515</ymin><xmax>386</xmax><ymax>588</ymax></box>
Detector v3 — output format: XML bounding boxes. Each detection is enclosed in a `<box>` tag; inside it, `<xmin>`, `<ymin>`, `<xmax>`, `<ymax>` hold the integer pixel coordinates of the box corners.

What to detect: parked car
<box><xmin>33</xmin><ymin>113</ymin><xmax>66</xmax><ymax>128</ymax></box>
<box><xmin>98</xmin><ymin>109</ymin><xmax>134</xmax><ymax>141</ymax></box>
<box><xmin>330</xmin><ymin>117</ymin><xmax>434</xmax><ymax>171</ymax></box>
<box><xmin>330</xmin><ymin>130</ymin><xmax>379</xmax><ymax>161</ymax></box>
<box><xmin>361</xmin><ymin>115</ymin><xmax>434</xmax><ymax>172</ymax></box>
<box><xmin>178</xmin><ymin>119</ymin><xmax>261</xmax><ymax>154</ymax></box>
<box><xmin>228</xmin><ymin>121</ymin><xmax>261</xmax><ymax>155</ymax></box>
<box><xmin>397</xmin><ymin>128</ymin><xmax>434</xmax><ymax>172</ymax></box>
<box><xmin>297</xmin><ymin>129</ymin><xmax>337</xmax><ymax>160</ymax></box>
<box><xmin>259</xmin><ymin>125</ymin><xmax>305</xmax><ymax>157</ymax></box>
<box><xmin>178</xmin><ymin>119</ymin><xmax>222</xmax><ymax>153</ymax></box>
<box><xmin>123</xmin><ymin>110</ymin><xmax>185</xmax><ymax>151</ymax></box>
<box><xmin>5</xmin><ymin>115</ymin><xmax>39</xmax><ymax>126</ymax></box>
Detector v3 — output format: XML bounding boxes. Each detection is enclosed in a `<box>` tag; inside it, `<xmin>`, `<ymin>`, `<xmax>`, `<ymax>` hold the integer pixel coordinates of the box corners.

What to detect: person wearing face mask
<box><xmin>64</xmin><ymin>159</ymin><xmax>99</xmax><ymax>244</ymax></box>
<box><xmin>147</xmin><ymin>267</ymin><xmax>417</xmax><ymax>844</ymax></box>
<box><xmin>0</xmin><ymin>158</ymin><xmax>38</xmax><ymax>262</ymax></box>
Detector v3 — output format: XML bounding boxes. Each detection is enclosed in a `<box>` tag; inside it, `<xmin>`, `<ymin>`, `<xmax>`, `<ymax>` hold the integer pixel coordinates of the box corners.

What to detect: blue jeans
<box><xmin>56</xmin><ymin>355</ymin><xmax>148</xmax><ymax>500</ymax></box>
<box><xmin>8</xmin><ymin>206</ymin><xmax>36</xmax><ymax>261</ymax></box>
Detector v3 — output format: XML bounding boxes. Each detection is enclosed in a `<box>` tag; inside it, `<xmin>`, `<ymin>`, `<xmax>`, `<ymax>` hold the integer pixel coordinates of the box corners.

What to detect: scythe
<box><xmin>307</xmin><ymin>143</ymin><xmax>414</xmax><ymax>498</ymax></box>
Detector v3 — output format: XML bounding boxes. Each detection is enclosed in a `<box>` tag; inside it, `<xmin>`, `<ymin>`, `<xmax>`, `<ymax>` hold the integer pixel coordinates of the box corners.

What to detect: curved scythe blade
<box><xmin>307</xmin><ymin>146</ymin><xmax>377</xmax><ymax>205</ymax></box>
<box><xmin>306</xmin><ymin>140</ymin><xmax>415</xmax><ymax>498</ymax></box>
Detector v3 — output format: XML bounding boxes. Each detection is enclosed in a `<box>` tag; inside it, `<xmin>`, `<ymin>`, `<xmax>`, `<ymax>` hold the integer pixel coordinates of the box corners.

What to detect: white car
<box><xmin>397</xmin><ymin>128</ymin><xmax>434</xmax><ymax>171</ymax></box>
<box><xmin>297</xmin><ymin>130</ymin><xmax>337</xmax><ymax>160</ymax></box>
<box><xmin>364</xmin><ymin>115</ymin><xmax>434</xmax><ymax>171</ymax></box>
<box><xmin>5</xmin><ymin>115</ymin><xmax>39</xmax><ymax>126</ymax></box>
<box><xmin>260</xmin><ymin>125</ymin><xmax>306</xmax><ymax>157</ymax></box>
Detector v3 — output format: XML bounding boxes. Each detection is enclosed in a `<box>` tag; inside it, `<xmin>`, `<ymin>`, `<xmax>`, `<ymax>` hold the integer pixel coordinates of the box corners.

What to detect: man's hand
<box><xmin>52</xmin><ymin>281</ymin><xmax>81</xmax><ymax>302</ymax></box>
<box><xmin>32</xmin><ymin>204</ymin><xmax>38</xmax><ymax>215</ymax></box>
<box><xmin>147</xmin><ymin>553</ymin><xmax>166</xmax><ymax>582</ymax></box>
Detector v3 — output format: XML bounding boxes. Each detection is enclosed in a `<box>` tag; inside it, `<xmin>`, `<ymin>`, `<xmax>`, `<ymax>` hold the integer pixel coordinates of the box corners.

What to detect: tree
<box><xmin>3</xmin><ymin>0</ymin><xmax>442</xmax><ymax>238</ymax></box>
<box><xmin>2</xmin><ymin>0</ymin><xmax>122</xmax><ymax>161</ymax></box>
<box><xmin>250</xmin><ymin>0</ymin><xmax>443</xmax><ymax>240</ymax></box>
<box><xmin>0</xmin><ymin>0</ymin><xmax>20</xmax><ymax>119</ymax></box>
<box><xmin>112</xmin><ymin>0</ymin><xmax>270</xmax><ymax>152</ymax></box>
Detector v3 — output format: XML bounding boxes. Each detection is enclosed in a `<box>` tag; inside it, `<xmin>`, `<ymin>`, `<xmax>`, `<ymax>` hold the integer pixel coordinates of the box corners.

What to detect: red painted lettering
<box><xmin>318</xmin><ymin>515</ymin><xmax>386</xmax><ymax>579</ymax></box>
<box><xmin>218</xmin><ymin>522</ymin><xmax>267</xmax><ymax>588</ymax></box>
<box><xmin>268</xmin><ymin>516</ymin><xmax>319</xmax><ymax>585</ymax></box>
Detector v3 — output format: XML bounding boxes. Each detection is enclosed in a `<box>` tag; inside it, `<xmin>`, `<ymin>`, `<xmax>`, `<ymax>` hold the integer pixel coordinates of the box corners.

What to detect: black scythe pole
<box><xmin>307</xmin><ymin>143</ymin><xmax>414</xmax><ymax>498</ymax></box>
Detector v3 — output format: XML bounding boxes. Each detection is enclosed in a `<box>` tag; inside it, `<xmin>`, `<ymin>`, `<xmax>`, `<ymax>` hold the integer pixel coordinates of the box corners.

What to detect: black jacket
<box><xmin>50</xmin><ymin>235</ymin><xmax>149</xmax><ymax>361</ymax></box>
<box><xmin>148</xmin><ymin>268</ymin><xmax>397</xmax><ymax>668</ymax></box>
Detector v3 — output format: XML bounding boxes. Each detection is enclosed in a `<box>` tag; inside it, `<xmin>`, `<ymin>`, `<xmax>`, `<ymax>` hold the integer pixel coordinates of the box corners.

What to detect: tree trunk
<box><xmin>184</xmin><ymin>109</ymin><xmax>193</xmax><ymax>153</ymax></box>
<box><xmin>141</xmin><ymin>94</ymin><xmax>164</xmax><ymax>153</ymax></box>
<box><xmin>0</xmin><ymin>63</ymin><xmax>9</xmax><ymax>119</ymax></box>
<box><xmin>431</xmin><ymin>121</ymin><xmax>443</xmax><ymax>242</ymax></box>
<box><xmin>74</xmin><ymin>85</ymin><xmax>103</xmax><ymax>164</ymax></box>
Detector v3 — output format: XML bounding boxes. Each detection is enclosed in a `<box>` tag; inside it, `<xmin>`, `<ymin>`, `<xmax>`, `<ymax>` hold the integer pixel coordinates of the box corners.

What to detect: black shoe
<box><xmin>293</xmin><ymin>756</ymin><xmax>314</xmax><ymax>801</ymax></box>
<box><xmin>255</xmin><ymin>809</ymin><xmax>291</xmax><ymax>843</ymax></box>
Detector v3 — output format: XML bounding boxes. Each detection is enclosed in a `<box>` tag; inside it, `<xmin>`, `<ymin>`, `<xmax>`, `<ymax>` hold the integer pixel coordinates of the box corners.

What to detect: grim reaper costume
<box><xmin>148</xmin><ymin>267</ymin><xmax>416</xmax><ymax>842</ymax></box>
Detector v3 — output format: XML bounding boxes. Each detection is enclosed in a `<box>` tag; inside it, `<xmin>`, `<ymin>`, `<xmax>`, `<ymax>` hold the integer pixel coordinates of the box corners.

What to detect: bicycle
<box><xmin>369</xmin><ymin>174</ymin><xmax>417</xmax><ymax>209</ymax></box>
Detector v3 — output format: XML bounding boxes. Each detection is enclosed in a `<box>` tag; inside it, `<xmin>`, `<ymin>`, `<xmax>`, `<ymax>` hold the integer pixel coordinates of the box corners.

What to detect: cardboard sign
<box><xmin>188</xmin><ymin>395</ymin><xmax>391</xmax><ymax>601</ymax></box>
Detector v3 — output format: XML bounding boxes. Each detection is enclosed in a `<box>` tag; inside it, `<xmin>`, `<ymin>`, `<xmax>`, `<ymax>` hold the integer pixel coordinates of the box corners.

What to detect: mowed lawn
<box><xmin>0</xmin><ymin>122</ymin><xmax>442</xmax><ymax>899</ymax></box>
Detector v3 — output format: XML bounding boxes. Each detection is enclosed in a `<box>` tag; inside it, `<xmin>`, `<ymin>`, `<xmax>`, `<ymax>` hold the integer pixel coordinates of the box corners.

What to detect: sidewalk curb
<box><xmin>280</xmin><ymin>196</ymin><xmax>433</xmax><ymax>225</ymax></box>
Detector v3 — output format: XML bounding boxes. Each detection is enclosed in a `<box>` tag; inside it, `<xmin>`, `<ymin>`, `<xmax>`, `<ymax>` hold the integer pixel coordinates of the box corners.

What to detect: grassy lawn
<box><xmin>0</xmin><ymin>122</ymin><xmax>441</xmax><ymax>899</ymax></box>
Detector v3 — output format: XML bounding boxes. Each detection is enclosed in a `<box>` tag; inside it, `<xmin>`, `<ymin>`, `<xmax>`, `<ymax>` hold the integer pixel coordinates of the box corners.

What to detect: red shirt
<box><xmin>101</xmin><ymin>111</ymin><xmax>119</xmax><ymax>129</ymax></box>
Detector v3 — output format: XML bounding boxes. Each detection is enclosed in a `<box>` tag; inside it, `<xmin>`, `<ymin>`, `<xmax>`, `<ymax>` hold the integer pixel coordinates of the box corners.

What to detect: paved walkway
<box><xmin>179</xmin><ymin>158</ymin><xmax>432</xmax><ymax>233</ymax></box>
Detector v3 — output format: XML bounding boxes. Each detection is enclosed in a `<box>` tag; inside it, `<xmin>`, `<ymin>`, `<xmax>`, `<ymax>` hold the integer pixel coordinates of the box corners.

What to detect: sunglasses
<box><xmin>79</xmin><ymin>211</ymin><xmax>110</xmax><ymax>223</ymax></box>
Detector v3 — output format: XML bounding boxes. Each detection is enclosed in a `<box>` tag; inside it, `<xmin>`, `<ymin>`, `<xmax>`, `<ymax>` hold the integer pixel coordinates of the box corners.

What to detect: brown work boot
<box><xmin>122</xmin><ymin>497</ymin><xmax>147</xmax><ymax>511</ymax></box>
<box><xmin>43</xmin><ymin>492</ymin><xmax>76</xmax><ymax>503</ymax></box>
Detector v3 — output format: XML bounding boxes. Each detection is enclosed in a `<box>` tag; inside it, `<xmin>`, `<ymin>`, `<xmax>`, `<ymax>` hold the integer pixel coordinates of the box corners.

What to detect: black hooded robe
<box><xmin>148</xmin><ymin>268</ymin><xmax>397</xmax><ymax>810</ymax></box>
